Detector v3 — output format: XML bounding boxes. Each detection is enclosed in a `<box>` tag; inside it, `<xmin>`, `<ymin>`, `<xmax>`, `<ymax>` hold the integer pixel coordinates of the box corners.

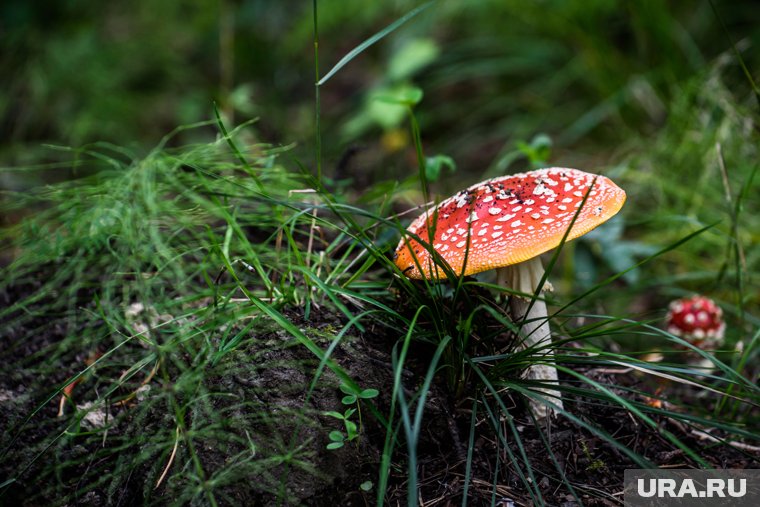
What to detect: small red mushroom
<box><xmin>394</xmin><ymin>167</ymin><xmax>627</xmax><ymax>418</ymax></box>
<box><xmin>665</xmin><ymin>295</ymin><xmax>725</xmax><ymax>349</ymax></box>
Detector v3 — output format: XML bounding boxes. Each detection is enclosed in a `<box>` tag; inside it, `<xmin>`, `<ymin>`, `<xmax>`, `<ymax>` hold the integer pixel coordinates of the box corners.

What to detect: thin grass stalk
<box><xmin>395</xmin><ymin>335</ymin><xmax>451</xmax><ymax>507</ymax></box>
<box><xmin>460</xmin><ymin>397</ymin><xmax>477</xmax><ymax>506</ymax></box>
<box><xmin>313</xmin><ymin>0</ymin><xmax>322</xmax><ymax>184</ymax></box>
<box><xmin>377</xmin><ymin>307</ymin><xmax>424</xmax><ymax>506</ymax></box>
<box><xmin>528</xmin><ymin>408</ymin><xmax>583</xmax><ymax>504</ymax></box>
<box><xmin>478</xmin><ymin>394</ymin><xmax>541</xmax><ymax>503</ymax></box>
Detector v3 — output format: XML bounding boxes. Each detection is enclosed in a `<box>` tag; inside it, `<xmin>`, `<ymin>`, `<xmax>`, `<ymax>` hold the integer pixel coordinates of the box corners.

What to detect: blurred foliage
<box><xmin>2</xmin><ymin>0</ymin><xmax>759</xmax><ymax>188</ymax></box>
<box><xmin>424</xmin><ymin>153</ymin><xmax>455</xmax><ymax>182</ymax></box>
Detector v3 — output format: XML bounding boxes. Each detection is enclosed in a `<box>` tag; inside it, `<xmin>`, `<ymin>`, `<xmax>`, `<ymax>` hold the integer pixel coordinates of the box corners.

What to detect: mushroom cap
<box><xmin>665</xmin><ymin>295</ymin><xmax>725</xmax><ymax>347</ymax></box>
<box><xmin>394</xmin><ymin>167</ymin><xmax>626</xmax><ymax>279</ymax></box>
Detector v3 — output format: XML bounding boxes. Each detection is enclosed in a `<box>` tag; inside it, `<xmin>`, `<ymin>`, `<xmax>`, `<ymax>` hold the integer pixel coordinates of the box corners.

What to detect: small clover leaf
<box><xmin>358</xmin><ymin>388</ymin><xmax>379</xmax><ymax>399</ymax></box>
<box><xmin>345</xmin><ymin>420</ymin><xmax>358</xmax><ymax>440</ymax></box>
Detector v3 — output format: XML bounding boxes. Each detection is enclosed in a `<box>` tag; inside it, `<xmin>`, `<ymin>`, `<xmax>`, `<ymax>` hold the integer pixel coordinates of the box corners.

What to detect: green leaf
<box><xmin>424</xmin><ymin>154</ymin><xmax>456</xmax><ymax>182</ymax></box>
<box><xmin>327</xmin><ymin>441</ymin><xmax>344</xmax><ymax>450</ymax></box>
<box><xmin>375</xmin><ymin>85</ymin><xmax>424</xmax><ymax>107</ymax></box>
<box><xmin>329</xmin><ymin>430</ymin><xmax>345</xmax><ymax>442</ymax></box>
<box><xmin>345</xmin><ymin>420</ymin><xmax>358</xmax><ymax>440</ymax></box>
<box><xmin>360</xmin><ymin>480</ymin><xmax>374</xmax><ymax>492</ymax></box>
<box><xmin>515</xmin><ymin>133</ymin><xmax>552</xmax><ymax>167</ymax></box>
<box><xmin>388</xmin><ymin>38</ymin><xmax>440</xmax><ymax>81</ymax></box>
<box><xmin>358</xmin><ymin>388</ymin><xmax>379</xmax><ymax>399</ymax></box>
<box><xmin>342</xmin><ymin>394</ymin><xmax>357</xmax><ymax>405</ymax></box>
<box><xmin>344</xmin><ymin>407</ymin><xmax>356</xmax><ymax>419</ymax></box>
<box><xmin>366</xmin><ymin>97</ymin><xmax>407</xmax><ymax>130</ymax></box>
<box><xmin>324</xmin><ymin>411</ymin><xmax>345</xmax><ymax>420</ymax></box>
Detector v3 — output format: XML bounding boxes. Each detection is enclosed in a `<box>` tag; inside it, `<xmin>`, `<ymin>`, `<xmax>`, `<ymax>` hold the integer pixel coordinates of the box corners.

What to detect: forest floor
<box><xmin>2</xmin><ymin>273</ymin><xmax>756</xmax><ymax>506</ymax></box>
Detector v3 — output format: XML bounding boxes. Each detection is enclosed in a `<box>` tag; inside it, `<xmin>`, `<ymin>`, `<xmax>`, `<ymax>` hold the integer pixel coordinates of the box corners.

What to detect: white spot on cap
<box><xmin>557</xmin><ymin>205</ymin><xmax>567</xmax><ymax>211</ymax></box>
<box><xmin>491</xmin><ymin>231</ymin><xmax>503</xmax><ymax>239</ymax></box>
<box><xmin>456</xmin><ymin>227</ymin><xmax>467</xmax><ymax>236</ymax></box>
<box><xmin>482</xmin><ymin>195</ymin><xmax>494</xmax><ymax>203</ymax></box>
<box><xmin>496</xmin><ymin>213</ymin><xmax>516</xmax><ymax>222</ymax></box>
<box><xmin>477</xmin><ymin>228</ymin><xmax>487</xmax><ymax>237</ymax></box>
<box><xmin>562</xmin><ymin>198</ymin><xmax>573</xmax><ymax>203</ymax></box>
<box><xmin>488</xmin><ymin>207</ymin><xmax>502</xmax><ymax>215</ymax></box>
<box><xmin>456</xmin><ymin>240</ymin><xmax>467</xmax><ymax>248</ymax></box>
<box><xmin>512</xmin><ymin>205</ymin><xmax>523</xmax><ymax>212</ymax></box>
<box><xmin>493</xmin><ymin>225</ymin><xmax>503</xmax><ymax>230</ymax></box>
<box><xmin>684</xmin><ymin>313</ymin><xmax>695</xmax><ymax>325</ymax></box>
<box><xmin>573</xmin><ymin>191</ymin><xmax>583</xmax><ymax>197</ymax></box>
<box><xmin>564</xmin><ymin>183</ymin><xmax>573</xmax><ymax>192</ymax></box>
<box><xmin>466</xmin><ymin>211</ymin><xmax>479</xmax><ymax>223</ymax></box>
<box><xmin>511</xmin><ymin>220</ymin><xmax>523</xmax><ymax>227</ymax></box>
<box><xmin>542</xmin><ymin>218</ymin><xmax>555</xmax><ymax>224</ymax></box>
<box><xmin>530</xmin><ymin>213</ymin><xmax>541</xmax><ymax>219</ymax></box>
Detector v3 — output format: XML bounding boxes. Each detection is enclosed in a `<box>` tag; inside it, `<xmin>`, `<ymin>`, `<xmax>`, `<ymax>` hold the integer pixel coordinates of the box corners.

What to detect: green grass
<box><xmin>1</xmin><ymin>1</ymin><xmax>759</xmax><ymax>506</ymax></box>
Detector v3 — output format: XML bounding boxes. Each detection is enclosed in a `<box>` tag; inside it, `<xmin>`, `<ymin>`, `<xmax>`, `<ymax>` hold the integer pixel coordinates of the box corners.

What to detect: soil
<box><xmin>1</xmin><ymin>271</ymin><xmax>757</xmax><ymax>506</ymax></box>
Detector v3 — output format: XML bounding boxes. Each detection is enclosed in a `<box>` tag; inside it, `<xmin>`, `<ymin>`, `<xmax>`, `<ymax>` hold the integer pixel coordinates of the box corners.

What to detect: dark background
<box><xmin>2</xmin><ymin>0</ymin><xmax>758</xmax><ymax>190</ymax></box>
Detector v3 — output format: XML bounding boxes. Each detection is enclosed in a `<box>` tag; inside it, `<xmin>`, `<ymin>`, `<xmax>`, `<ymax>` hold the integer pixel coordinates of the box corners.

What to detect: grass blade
<box><xmin>317</xmin><ymin>1</ymin><xmax>435</xmax><ymax>86</ymax></box>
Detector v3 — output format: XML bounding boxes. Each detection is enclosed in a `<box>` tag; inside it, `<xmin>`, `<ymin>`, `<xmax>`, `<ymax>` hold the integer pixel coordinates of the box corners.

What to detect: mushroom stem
<box><xmin>496</xmin><ymin>257</ymin><xmax>564</xmax><ymax>419</ymax></box>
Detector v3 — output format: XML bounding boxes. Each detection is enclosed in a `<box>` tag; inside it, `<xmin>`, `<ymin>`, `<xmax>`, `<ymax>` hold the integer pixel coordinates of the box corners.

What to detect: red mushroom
<box><xmin>665</xmin><ymin>295</ymin><xmax>725</xmax><ymax>349</ymax></box>
<box><xmin>395</xmin><ymin>167</ymin><xmax>626</xmax><ymax>418</ymax></box>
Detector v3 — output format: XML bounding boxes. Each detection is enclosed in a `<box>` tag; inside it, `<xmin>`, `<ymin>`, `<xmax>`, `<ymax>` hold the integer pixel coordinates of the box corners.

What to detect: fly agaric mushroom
<box><xmin>665</xmin><ymin>295</ymin><xmax>725</xmax><ymax>347</ymax></box>
<box><xmin>665</xmin><ymin>295</ymin><xmax>725</xmax><ymax>354</ymax></box>
<box><xmin>394</xmin><ymin>167</ymin><xmax>626</xmax><ymax>418</ymax></box>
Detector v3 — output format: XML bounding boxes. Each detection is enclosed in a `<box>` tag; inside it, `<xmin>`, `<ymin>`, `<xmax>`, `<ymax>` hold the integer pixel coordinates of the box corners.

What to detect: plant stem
<box><xmin>313</xmin><ymin>0</ymin><xmax>322</xmax><ymax>184</ymax></box>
